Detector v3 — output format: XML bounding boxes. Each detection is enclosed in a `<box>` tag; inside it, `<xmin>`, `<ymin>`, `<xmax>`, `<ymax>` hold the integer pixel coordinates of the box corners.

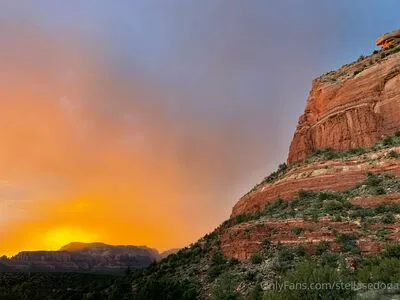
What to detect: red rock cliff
<box><xmin>288</xmin><ymin>47</ymin><xmax>400</xmax><ymax>165</ymax></box>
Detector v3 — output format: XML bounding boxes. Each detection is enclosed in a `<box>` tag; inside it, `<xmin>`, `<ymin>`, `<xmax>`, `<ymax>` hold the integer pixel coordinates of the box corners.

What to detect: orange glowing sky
<box><xmin>1</xmin><ymin>1</ymin><xmax>398</xmax><ymax>256</ymax></box>
<box><xmin>0</xmin><ymin>19</ymin><xmax>259</xmax><ymax>256</ymax></box>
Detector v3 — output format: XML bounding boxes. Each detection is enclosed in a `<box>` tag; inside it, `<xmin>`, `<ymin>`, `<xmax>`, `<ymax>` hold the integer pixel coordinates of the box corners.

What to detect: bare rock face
<box><xmin>376</xmin><ymin>29</ymin><xmax>400</xmax><ymax>48</ymax></box>
<box><xmin>287</xmin><ymin>48</ymin><xmax>400</xmax><ymax>165</ymax></box>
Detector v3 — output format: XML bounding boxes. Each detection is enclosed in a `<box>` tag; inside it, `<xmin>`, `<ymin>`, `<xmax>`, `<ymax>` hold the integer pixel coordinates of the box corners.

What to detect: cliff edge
<box><xmin>287</xmin><ymin>43</ymin><xmax>400</xmax><ymax>165</ymax></box>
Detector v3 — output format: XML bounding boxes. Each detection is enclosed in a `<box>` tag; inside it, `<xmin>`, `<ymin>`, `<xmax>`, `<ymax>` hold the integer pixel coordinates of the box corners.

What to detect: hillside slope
<box><xmin>127</xmin><ymin>42</ymin><xmax>400</xmax><ymax>300</ymax></box>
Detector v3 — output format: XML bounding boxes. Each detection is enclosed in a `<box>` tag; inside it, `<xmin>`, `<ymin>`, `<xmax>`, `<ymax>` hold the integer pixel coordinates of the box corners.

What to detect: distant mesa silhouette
<box><xmin>1</xmin><ymin>242</ymin><xmax>165</xmax><ymax>274</ymax></box>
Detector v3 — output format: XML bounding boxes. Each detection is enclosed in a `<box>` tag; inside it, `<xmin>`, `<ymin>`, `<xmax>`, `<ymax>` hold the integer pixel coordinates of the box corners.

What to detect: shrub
<box><xmin>334</xmin><ymin>215</ymin><xmax>343</xmax><ymax>222</ymax></box>
<box><xmin>207</xmin><ymin>251</ymin><xmax>228</xmax><ymax>280</ymax></box>
<box><xmin>383</xmin><ymin>244</ymin><xmax>400</xmax><ymax>258</ymax></box>
<box><xmin>263</xmin><ymin>292</ymin><xmax>286</xmax><ymax>300</ymax></box>
<box><xmin>348</xmin><ymin>147</ymin><xmax>366</xmax><ymax>156</ymax></box>
<box><xmin>298</xmin><ymin>189</ymin><xmax>314</xmax><ymax>200</ymax></box>
<box><xmin>307</xmin><ymin>148</ymin><xmax>343</xmax><ymax>162</ymax></box>
<box><xmin>292</xmin><ymin>245</ymin><xmax>306</xmax><ymax>257</ymax></box>
<box><xmin>134</xmin><ymin>277</ymin><xmax>198</xmax><ymax>300</ymax></box>
<box><xmin>350</xmin><ymin>207</ymin><xmax>375</xmax><ymax>218</ymax></box>
<box><xmin>357</xmin><ymin>258</ymin><xmax>400</xmax><ymax>284</ymax></box>
<box><xmin>383</xmin><ymin>136</ymin><xmax>394</xmax><ymax>146</ymax></box>
<box><xmin>320</xmin><ymin>252</ymin><xmax>341</xmax><ymax>268</ymax></box>
<box><xmin>315</xmin><ymin>241</ymin><xmax>329</xmax><ymax>255</ymax></box>
<box><xmin>375</xmin><ymin>204</ymin><xmax>387</xmax><ymax>214</ymax></box>
<box><xmin>250</xmin><ymin>253</ymin><xmax>263</xmax><ymax>264</ymax></box>
<box><xmin>248</xmin><ymin>284</ymin><xmax>263</xmax><ymax>300</ymax></box>
<box><xmin>273</xmin><ymin>245</ymin><xmax>297</xmax><ymax>272</ymax></box>
<box><xmin>387</xmin><ymin>150</ymin><xmax>400</xmax><ymax>159</ymax></box>
<box><xmin>228</xmin><ymin>258</ymin><xmax>239</xmax><ymax>266</ymax></box>
<box><xmin>266</xmin><ymin>198</ymin><xmax>283</xmax><ymax>212</ymax></box>
<box><xmin>337</xmin><ymin>234</ymin><xmax>359</xmax><ymax>253</ymax></box>
<box><xmin>311</xmin><ymin>212</ymin><xmax>319</xmax><ymax>222</ymax></box>
<box><xmin>323</xmin><ymin>200</ymin><xmax>344</xmax><ymax>213</ymax></box>
<box><xmin>279</xmin><ymin>261</ymin><xmax>355</xmax><ymax>300</ymax></box>
<box><xmin>373</xmin><ymin>186</ymin><xmax>386</xmax><ymax>195</ymax></box>
<box><xmin>382</xmin><ymin>213</ymin><xmax>396</xmax><ymax>224</ymax></box>
<box><xmin>318</xmin><ymin>191</ymin><xmax>339</xmax><ymax>201</ymax></box>
<box><xmin>245</xmin><ymin>269</ymin><xmax>258</xmax><ymax>281</ymax></box>
<box><xmin>291</xmin><ymin>227</ymin><xmax>303</xmax><ymax>236</ymax></box>
<box><xmin>211</xmin><ymin>273</ymin><xmax>241</xmax><ymax>300</ymax></box>
<box><xmin>207</xmin><ymin>265</ymin><xmax>225</xmax><ymax>281</ymax></box>
<box><xmin>262</xmin><ymin>239</ymin><xmax>272</xmax><ymax>248</ymax></box>
<box><xmin>278</xmin><ymin>163</ymin><xmax>287</xmax><ymax>172</ymax></box>
<box><xmin>363</xmin><ymin>172</ymin><xmax>382</xmax><ymax>186</ymax></box>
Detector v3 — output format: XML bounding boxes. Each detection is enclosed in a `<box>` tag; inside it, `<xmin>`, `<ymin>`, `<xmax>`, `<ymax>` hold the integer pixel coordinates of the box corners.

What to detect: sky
<box><xmin>0</xmin><ymin>1</ymin><xmax>399</xmax><ymax>256</ymax></box>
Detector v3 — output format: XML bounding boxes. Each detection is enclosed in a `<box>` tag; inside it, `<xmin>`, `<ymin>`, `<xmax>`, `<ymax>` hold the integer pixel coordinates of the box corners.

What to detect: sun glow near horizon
<box><xmin>43</xmin><ymin>227</ymin><xmax>100</xmax><ymax>251</ymax></box>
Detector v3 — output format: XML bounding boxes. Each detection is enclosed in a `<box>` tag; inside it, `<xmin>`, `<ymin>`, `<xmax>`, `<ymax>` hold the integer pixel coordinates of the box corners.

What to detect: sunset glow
<box><xmin>1</xmin><ymin>1</ymin><xmax>392</xmax><ymax>258</ymax></box>
<box><xmin>43</xmin><ymin>227</ymin><xmax>99</xmax><ymax>251</ymax></box>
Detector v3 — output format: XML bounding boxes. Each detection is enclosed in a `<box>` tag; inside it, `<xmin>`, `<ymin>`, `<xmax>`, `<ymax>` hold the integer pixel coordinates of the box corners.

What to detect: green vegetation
<box><xmin>245</xmin><ymin>163</ymin><xmax>287</xmax><ymax>196</ymax></box>
<box><xmin>315</xmin><ymin>241</ymin><xmax>329</xmax><ymax>255</ymax></box>
<box><xmin>305</xmin><ymin>131</ymin><xmax>400</xmax><ymax>164</ymax></box>
<box><xmin>211</xmin><ymin>273</ymin><xmax>241</xmax><ymax>300</ymax></box>
<box><xmin>132</xmin><ymin>277</ymin><xmax>198</xmax><ymax>300</ymax></box>
<box><xmin>244</xmin><ymin>131</ymin><xmax>400</xmax><ymax>202</ymax></box>
<box><xmin>231</xmin><ymin>172</ymin><xmax>400</xmax><ymax>228</ymax></box>
<box><xmin>207</xmin><ymin>251</ymin><xmax>229</xmax><ymax>280</ymax></box>
<box><xmin>381</xmin><ymin>212</ymin><xmax>396</xmax><ymax>224</ymax></box>
<box><xmin>291</xmin><ymin>227</ymin><xmax>303</xmax><ymax>236</ymax></box>
<box><xmin>387</xmin><ymin>150</ymin><xmax>400</xmax><ymax>159</ymax></box>
<box><xmin>320</xmin><ymin>41</ymin><xmax>400</xmax><ymax>83</ymax></box>
<box><xmin>249</xmin><ymin>253</ymin><xmax>263</xmax><ymax>264</ymax></box>
<box><xmin>337</xmin><ymin>234</ymin><xmax>360</xmax><ymax>254</ymax></box>
<box><xmin>266</xmin><ymin>260</ymin><xmax>355</xmax><ymax>300</ymax></box>
<box><xmin>0</xmin><ymin>273</ymin><xmax>119</xmax><ymax>300</ymax></box>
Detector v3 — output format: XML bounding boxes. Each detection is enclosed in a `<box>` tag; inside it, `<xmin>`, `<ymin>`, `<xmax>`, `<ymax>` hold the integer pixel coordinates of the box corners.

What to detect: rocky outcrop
<box><xmin>287</xmin><ymin>46</ymin><xmax>400</xmax><ymax>165</ymax></box>
<box><xmin>3</xmin><ymin>242</ymin><xmax>160</xmax><ymax>274</ymax></box>
<box><xmin>225</xmin><ymin>42</ymin><xmax>400</xmax><ymax>263</ymax></box>
<box><xmin>220</xmin><ymin>216</ymin><xmax>389</xmax><ymax>261</ymax></box>
<box><xmin>232</xmin><ymin>147</ymin><xmax>400</xmax><ymax>216</ymax></box>
<box><xmin>376</xmin><ymin>29</ymin><xmax>400</xmax><ymax>49</ymax></box>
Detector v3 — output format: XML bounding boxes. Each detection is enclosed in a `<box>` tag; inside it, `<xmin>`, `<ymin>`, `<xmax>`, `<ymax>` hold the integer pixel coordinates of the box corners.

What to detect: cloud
<box><xmin>2</xmin><ymin>0</ymin><xmax>395</xmax><ymax>255</ymax></box>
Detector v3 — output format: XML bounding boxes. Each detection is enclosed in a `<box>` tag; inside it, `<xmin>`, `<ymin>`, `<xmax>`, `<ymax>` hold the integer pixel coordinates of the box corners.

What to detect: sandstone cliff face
<box><xmin>220</xmin><ymin>216</ymin><xmax>388</xmax><ymax>261</ymax></box>
<box><xmin>288</xmin><ymin>48</ymin><xmax>400</xmax><ymax>165</ymax></box>
<box><xmin>224</xmin><ymin>46</ymin><xmax>400</xmax><ymax>262</ymax></box>
<box><xmin>225</xmin><ymin>158</ymin><xmax>400</xmax><ymax>260</ymax></box>
<box><xmin>232</xmin><ymin>147</ymin><xmax>400</xmax><ymax>216</ymax></box>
